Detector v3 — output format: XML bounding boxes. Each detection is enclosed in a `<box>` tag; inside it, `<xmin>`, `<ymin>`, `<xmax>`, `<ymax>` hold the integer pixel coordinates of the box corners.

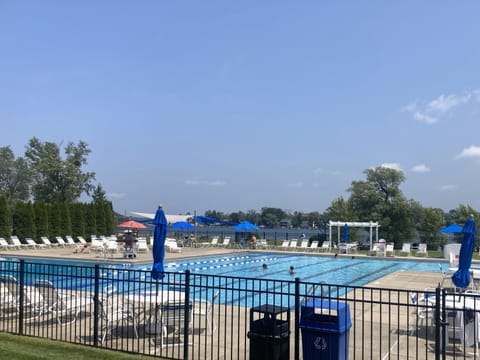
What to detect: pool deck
<box><xmin>0</xmin><ymin>245</ymin><xmax>447</xmax><ymax>290</ymax></box>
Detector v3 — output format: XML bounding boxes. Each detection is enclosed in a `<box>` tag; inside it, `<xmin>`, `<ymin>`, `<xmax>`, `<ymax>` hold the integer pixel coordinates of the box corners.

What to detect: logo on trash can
<box><xmin>314</xmin><ymin>336</ymin><xmax>327</xmax><ymax>350</ymax></box>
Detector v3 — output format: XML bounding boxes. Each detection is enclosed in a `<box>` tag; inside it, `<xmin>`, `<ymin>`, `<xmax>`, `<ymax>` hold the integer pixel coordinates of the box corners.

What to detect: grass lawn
<box><xmin>0</xmin><ymin>333</ymin><xmax>157</xmax><ymax>360</ymax></box>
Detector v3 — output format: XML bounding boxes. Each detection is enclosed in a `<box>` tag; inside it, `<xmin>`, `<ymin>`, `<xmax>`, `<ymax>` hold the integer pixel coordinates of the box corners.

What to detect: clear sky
<box><xmin>1</xmin><ymin>1</ymin><xmax>480</xmax><ymax>216</ymax></box>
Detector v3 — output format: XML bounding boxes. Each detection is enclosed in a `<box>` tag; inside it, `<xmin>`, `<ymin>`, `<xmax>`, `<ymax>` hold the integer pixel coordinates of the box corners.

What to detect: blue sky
<box><xmin>1</xmin><ymin>1</ymin><xmax>480</xmax><ymax>216</ymax></box>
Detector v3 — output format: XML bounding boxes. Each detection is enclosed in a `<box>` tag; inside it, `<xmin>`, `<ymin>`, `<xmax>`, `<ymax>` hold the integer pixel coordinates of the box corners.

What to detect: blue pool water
<box><xmin>1</xmin><ymin>252</ymin><xmax>447</xmax><ymax>287</ymax></box>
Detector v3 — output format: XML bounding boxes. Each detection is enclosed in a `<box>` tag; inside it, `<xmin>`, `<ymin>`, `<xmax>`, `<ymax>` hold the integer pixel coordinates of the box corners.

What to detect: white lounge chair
<box><xmin>77</xmin><ymin>236</ymin><xmax>87</xmax><ymax>245</ymax></box>
<box><xmin>65</xmin><ymin>236</ymin><xmax>77</xmax><ymax>247</ymax></box>
<box><xmin>11</xmin><ymin>236</ymin><xmax>30</xmax><ymax>249</ymax></box>
<box><xmin>279</xmin><ymin>240</ymin><xmax>290</xmax><ymax>249</ymax></box>
<box><xmin>136</xmin><ymin>237</ymin><xmax>149</xmax><ymax>252</ymax></box>
<box><xmin>199</xmin><ymin>236</ymin><xmax>218</xmax><ymax>247</ymax></box>
<box><xmin>417</xmin><ymin>243</ymin><xmax>428</xmax><ymax>256</ymax></box>
<box><xmin>320</xmin><ymin>241</ymin><xmax>330</xmax><ymax>252</ymax></box>
<box><xmin>26</xmin><ymin>238</ymin><xmax>45</xmax><ymax>249</ymax></box>
<box><xmin>0</xmin><ymin>238</ymin><xmax>19</xmax><ymax>250</ymax></box>
<box><xmin>40</xmin><ymin>236</ymin><xmax>60</xmax><ymax>248</ymax></box>
<box><xmin>165</xmin><ymin>238</ymin><xmax>182</xmax><ymax>253</ymax></box>
<box><xmin>219</xmin><ymin>237</ymin><xmax>231</xmax><ymax>247</ymax></box>
<box><xmin>308</xmin><ymin>241</ymin><xmax>319</xmax><ymax>251</ymax></box>
<box><xmin>55</xmin><ymin>236</ymin><xmax>68</xmax><ymax>247</ymax></box>
<box><xmin>385</xmin><ymin>243</ymin><xmax>395</xmax><ymax>257</ymax></box>
<box><xmin>300</xmin><ymin>240</ymin><xmax>309</xmax><ymax>250</ymax></box>
<box><xmin>288</xmin><ymin>239</ymin><xmax>298</xmax><ymax>250</ymax></box>
<box><xmin>400</xmin><ymin>243</ymin><xmax>411</xmax><ymax>256</ymax></box>
<box><xmin>193</xmin><ymin>290</ymin><xmax>220</xmax><ymax>334</ymax></box>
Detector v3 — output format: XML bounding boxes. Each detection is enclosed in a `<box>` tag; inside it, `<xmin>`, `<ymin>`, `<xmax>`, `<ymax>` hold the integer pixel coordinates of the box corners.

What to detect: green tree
<box><xmin>24</xmin><ymin>137</ymin><xmax>96</xmax><ymax>203</ymax></box>
<box><xmin>103</xmin><ymin>201</ymin><xmax>116</xmax><ymax>235</ymax></box>
<box><xmin>0</xmin><ymin>146</ymin><xmax>32</xmax><ymax>204</ymax></box>
<box><xmin>260</xmin><ymin>207</ymin><xmax>286</xmax><ymax>228</ymax></box>
<box><xmin>84</xmin><ymin>203</ymin><xmax>97</xmax><ymax>237</ymax></box>
<box><xmin>0</xmin><ymin>194</ymin><xmax>11</xmax><ymax>238</ymax></box>
<box><xmin>48</xmin><ymin>203</ymin><xmax>62</xmax><ymax>238</ymax></box>
<box><xmin>60</xmin><ymin>202</ymin><xmax>72</xmax><ymax>236</ymax></box>
<box><xmin>418</xmin><ymin>207</ymin><xmax>446</xmax><ymax>249</ymax></box>
<box><xmin>70</xmin><ymin>203</ymin><xmax>85</xmax><ymax>238</ymax></box>
<box><xmin>12</xmin><ymin>201</ymin><xmax>36</xmax><ymax>240</ymax></box>
<box><xmin>95</xmin><ymin>201</ymin><xmax>107</xmax><ymax>236</ymax></box>
<box><xmin>33</xmin><ymin>201</ymin><xmax>49</xmax><ymax>238</ymax></box>
<box><xmin>92</xmin><ymin>183</ymin><xmax>108</xmax><ymax>202</ymax></box>
<box><xmin>325</xmin><ymin>197</ymin><xmax>356</xmax><ymax>222</ymax></box>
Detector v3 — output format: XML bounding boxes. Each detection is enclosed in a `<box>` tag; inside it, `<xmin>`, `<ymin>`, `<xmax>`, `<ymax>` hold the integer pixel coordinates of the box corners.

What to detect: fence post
<box><xmin>294</xmin><ymin>277</ymin><xmax>300</xmax><ymax>360</ymax></box>
<box><xmin>183</xmin><ymin>270</ymin><xmax>191</xmax><ymax>360</ymax></box>
<box><xmin>93</xmin><ymin>264</ymin><xmax>100</xmax><ymax>347</ymax></box>
<box><xmin>18</xmin><ymin>260</ymin><xmax>25</xmax><ymax>335</ymax></box>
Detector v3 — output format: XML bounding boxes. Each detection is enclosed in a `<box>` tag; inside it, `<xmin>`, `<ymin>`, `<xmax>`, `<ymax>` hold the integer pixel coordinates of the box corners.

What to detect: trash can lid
<box><xmin>251</xmin><ymin>304</ymin><xmax>290</xmax><ymax>315</ymax></box>
<box><xmin>301</xmin><ymin>299</ymin><xmax>352</xmax><ymax>332</ymax></box>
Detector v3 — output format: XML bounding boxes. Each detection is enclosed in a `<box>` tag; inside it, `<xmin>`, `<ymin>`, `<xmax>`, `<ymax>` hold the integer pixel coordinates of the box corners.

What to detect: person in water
<box><xmin>289</xmin><ymin>265</ymin><xmax>296</xmax><ymax>274</ymax></box>
<box><xmin>262</xmin><ymin>263</ymin><xmax>268</xmax><ymax>270</ymax></box>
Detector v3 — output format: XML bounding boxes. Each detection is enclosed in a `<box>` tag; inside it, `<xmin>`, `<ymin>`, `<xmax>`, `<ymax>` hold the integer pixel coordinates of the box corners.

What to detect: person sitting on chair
<box><xmin>249</xmin><ymin>235</ymin><xmax>257</xmax><ymax>249</ymax></box>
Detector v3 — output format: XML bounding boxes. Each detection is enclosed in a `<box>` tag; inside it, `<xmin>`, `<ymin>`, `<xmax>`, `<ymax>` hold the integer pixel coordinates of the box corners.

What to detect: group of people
<box><xmin>261</xmin><ymin>263</ymin><xmax>296</xmax><ymax>274</ymax></box>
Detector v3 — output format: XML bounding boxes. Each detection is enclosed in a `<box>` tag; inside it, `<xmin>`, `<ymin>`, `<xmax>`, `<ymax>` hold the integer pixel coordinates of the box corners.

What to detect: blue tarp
<box><xmin>439</xmin><ymin>224</ymin><xmax>463</xmax><ymax>233</ymax></box>
<box><xmin>234</xmin><ymin>221</ymin><xmax>260</xmax><ymax>231</ymax></box>
<box><xmin>194</xmin><ymin>216</ymin><xmax>237</xmax><ymax>226</ymax></box>
<box><xmin>171</xmin><ymin>221</ymin><xmax>194</xmax><ymax>229</ymax></box>
<box><xmin>452</xmin><ymin>217</ymin><xmax>477</xmax><ymax>288</ymax></box>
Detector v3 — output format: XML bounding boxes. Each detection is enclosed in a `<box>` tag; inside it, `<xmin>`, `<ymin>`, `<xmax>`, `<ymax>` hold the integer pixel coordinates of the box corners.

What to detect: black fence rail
<box><xmin>1</xmin><ymin>259</ymin><xmax>480</xmax><ymax>359</ymax></box>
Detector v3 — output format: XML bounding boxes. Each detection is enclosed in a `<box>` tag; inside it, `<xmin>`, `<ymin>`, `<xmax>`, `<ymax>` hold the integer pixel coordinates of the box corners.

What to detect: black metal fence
<box><xmin>1</xmin><ymin>259</ymin><xmax>480</xmax><ymax>359</ymax></box>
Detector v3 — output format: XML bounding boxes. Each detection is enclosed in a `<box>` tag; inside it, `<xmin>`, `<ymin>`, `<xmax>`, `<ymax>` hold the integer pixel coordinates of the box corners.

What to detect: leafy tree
<box><xmin>60</xmin><ymin>202</ymin><xmax>72</xmax><ymax>236</ymax></box>
<box><xmin>92</xmin><ymin>183</ymin><xmax>107</xmax><ymax>202</ymax></box>
<box><xmin>70</xmin><ymin>203</ymin><xmax>85</xmax><ymax>238</ymax></box>
<box><xmin>260</xmin><ymin>207</ymin><xmax>286</xmax><ymax>228</ymax></box>
<box><xmin>95</xmin><ymin>201</ymin><xmax>107</xmax><ymax>235</ymax></box>
<box><xmin>103</xmin><ymin>201</ymin><xmax>116</xmax><ymax>235</ymax></box>
<box><xmin>12</xmin><ymin>201</ymin><xmax>35</xmax><ymax>240</ymax></box>
<box><xmin>33</xmin><ymin>201</ymin><xmax>49</xmax><ymax>238</ymax></box>
<box><xmin>325</xmin><ymin>197</ymin><xmax>356</xmax><ymax>222</ymax></box>
<box><xmin>84</xmin><ymin>203</ymin><xmax>97</xmax><ymax>237</ymax></box>
<box><xmin>0</xmin><ymin>146</ymin><xmax>32</xmax><ymax>204</ymax></box>
<box><xmin>448</xmin><ymin>204</ymin><xmax>479</xmax><ymax>226</ymax></box>
<box><xmin>418</xmin><ymin>207</ymin><xmax>446</xmax><ymax>249</ymax></box>
<box><xmin>48</xmin><ymin>203</ymin><xmax>62</xmax><ymax>238</ymax></box>
<box><xmin>24</xmin><ymin>137</ymin><xmax>95</xmax><ymax>203</ymax></box>
<box><xmin>245</xmin><ymin>209</ymin><xmax>261</xmax><ymax>226</ymax></box>
<box><xmin>0</xmin><ymin>194</ymin><xmax>11</xmax><ymax>238</ymax></box>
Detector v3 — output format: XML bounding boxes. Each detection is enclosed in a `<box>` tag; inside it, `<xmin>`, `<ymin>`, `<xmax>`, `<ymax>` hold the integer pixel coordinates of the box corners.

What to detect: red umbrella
<box><xmin>118</xmin><ymin>220</ymin><xmax>147</xmax><ymax>229</ymax></box>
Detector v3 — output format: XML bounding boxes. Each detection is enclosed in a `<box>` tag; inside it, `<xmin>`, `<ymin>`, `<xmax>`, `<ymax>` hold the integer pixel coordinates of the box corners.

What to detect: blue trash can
<box><xmin>300</xmin><ymin>299</ymin><xmax>352</xmax><ymax>360</ymax></box>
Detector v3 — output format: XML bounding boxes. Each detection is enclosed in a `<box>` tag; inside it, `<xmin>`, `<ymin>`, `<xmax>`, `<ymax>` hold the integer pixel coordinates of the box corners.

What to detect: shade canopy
<box><xmin>452</xmin><ymin>217</ymin><xmax>477</xmax><ymax>288</ymax></box>
<box><xmin>171</xmin><ymin>221</ymin><xmax>194</xmax><ymax>229</ymax></box>
<box><xmin>439</xmin><ymin>224</ymin><xmax>463</xmax><ymax>233</ymax></box>
<box><xmin>117</xmin><ymin>220</ymin><xmax>147</xmax><ymax>229</ymax></box>
<box><xmin>234</xmin><ymin>221</ymin><xmax>260</xmax><ymax>231</ymax></box>
<box><xmin>343</xmin><ymin>224</ymin><xmax>349</xmax><ymax>242</ymax></box>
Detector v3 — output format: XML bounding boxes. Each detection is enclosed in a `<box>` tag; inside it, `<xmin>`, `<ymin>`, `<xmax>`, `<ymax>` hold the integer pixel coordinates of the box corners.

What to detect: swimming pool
<box><xmin>1</xmin><ymin>252</ymin><xmax>447</xmax><ymax>287</ymax></box>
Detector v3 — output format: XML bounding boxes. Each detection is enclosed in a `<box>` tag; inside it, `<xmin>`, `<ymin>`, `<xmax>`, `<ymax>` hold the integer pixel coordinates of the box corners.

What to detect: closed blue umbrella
<box><xmin>452</xmin><ymin>216</ymin><xmax>477</xmax><ymax>288</ymax></box>
<box><xmin>344</xmin><ymin>223</ymin><xmax>349</xmax><ymax>243</ymax></box>
<box><xmin>151</xmin><ymin>206</ymin><xmax>168</xmax><ymax>280</ymax></box>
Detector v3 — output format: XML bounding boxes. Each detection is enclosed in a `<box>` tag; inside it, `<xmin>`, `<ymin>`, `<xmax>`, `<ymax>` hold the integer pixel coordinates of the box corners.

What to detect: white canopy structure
<box><xmin>328</xmin><ymin>221</ymin><xmax>380</xmax><ymax>251</ymax></box>
<box><xmin>130</xmin><ymin>211</ymin><xmax>192</xmax><ymax>225</ymax></box>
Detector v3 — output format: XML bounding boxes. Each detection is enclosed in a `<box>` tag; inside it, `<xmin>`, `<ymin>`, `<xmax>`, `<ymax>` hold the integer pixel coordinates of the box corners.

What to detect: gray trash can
<box><xmin>300</xmin><ymin>299</ymin><xmax>351</xmax><ymax>360</ymax></box>
<box><xmin>247</xmin><ymin>304</ymin><xmax>290</xmax><ymax>360</ymax></box>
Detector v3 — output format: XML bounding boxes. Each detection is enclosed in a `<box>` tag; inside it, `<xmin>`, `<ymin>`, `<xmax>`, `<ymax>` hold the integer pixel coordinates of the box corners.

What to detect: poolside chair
<box><xmin>300</xmin><ymin>240</ymin><xmax>309</xmax><ymax>250</ymax></box>
<box><xmin>256</xmin><ymin>238</ymin><xmax>269</xmax><ymax>249</ymax></box>
<box><xmin>90</xmin><ymin>237</ymin><xmax>105</xmax><ymax>252</ymax></box>
<box><xmin>400</xmin><ymin>243</ymin><xmax>411</xmax><ymax>256</ymax></box>
<box><xmin>99</xmin><ymin>286</ymin><xmax>138</xmax><ymax>344</ymax></box>
<box><xmin>308</xmin><ymin>241</ymin><xmax>319</xmax><ymax>251</ymax></box>
<box><xmin>0</xmin><ymin>274</ymin><xmax>44</xmax><ymax>321</ymax></box>
<box><xmin>136</xmin><ymin>237</ymin><xmax>149</xmax><ymax>252</ymax></box>
<box><xmin>11</xmin><ymin>236</ymin><xmax>30</xmax><ymax>249</ymax></box>
<box><xmin>288</xmin><ymin>239</ymin><xmax>298</xmax><ymax>250</ymax></box>
<box><xmin>26</xmin><ymin>238</ymin><xmax>45</xmax><ymax>249</ymax></box>
<box><xmin>193</xmin><ymin>290</ymin><xmax>220</xmax><ymax>334</ymax></box>
<box><xmin>165</xmin><ymin>238</ymin><xmax>182</xmax><ymax>253</ymax></box>
<box><xmin>279</xmin><ymin>240</ymin><xmax>290</xmax><ymax>250</ymax></box>
<box><xmin>320</xmin><ymin>241</ymin><xmax>330</xmax><ymax>252</ymax></box>
<box><xmin>76</xmin><ymin>236</ymin><xmax>87</xmax><ymax>245</ymax></box>
<box><xmin>417</xmin><ymin>243</ymin><xmax>428</xmax><ymax>257</ymax></box>
<box><xmin>55</xmin><ymin>236</ymin><xmax>68</xmax><ymax>247</ymax></box>
<box><xmin>219</xmin><ymin>237</ymin><xmax>231</xmax><ymax>247</ymax></box>
<box><xmin>385</xmin><ymin>243</ymin><xmax>395</xmax><ymax>257</ymax></box>
<box><xmin>0</xmin><ymin>238</ymin><xmax>19</xmax><ymax>250</ymax></box>
<box><xmin>199</xmin><ymin>236</ymin><xmax>218</xmax><ymax>247</ymax></box>
<box><xmin>65</xmin><ymin>236</ymin><xmax>76</xmax><ymax>246</ymax></box>
<box><xmin>34</xmin><ymin>279</ymin><xmax>93</xmax><ymax>325</ymax></box>
<box><xmin>151</xmin><ymin>300</ymin><xmax>192</xmax><ymax>348</ymax></box>
<box><xmin>40</xmin><ymin>236</ymin><xmax>60</xmax><ymax>248</ymax></box>
<box><xmin>105</xmin><ymin>238</ymin><xmax>119</xmax><ymax>257</ymax></box>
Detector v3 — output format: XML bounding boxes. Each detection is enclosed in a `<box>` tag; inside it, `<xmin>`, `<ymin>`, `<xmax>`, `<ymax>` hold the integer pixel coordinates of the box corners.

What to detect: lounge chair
<box><xmin>0</xmin><ymin>238</ymin><xmax>19</xmax><ymax>250</ymax></box>
<box><xmin>55</xmin><ymin>236</ymin><xmax>68</xmax><ymax>247</ymax></box>
<box><xmin>11</xmin><ymin>236</ymin><xmax>30</xmax><ymax>249</ymax></box>
<box><xmin>136</xmin><ymin>237</ymin><xmax>149</xmax><ymax>252</ymax></box>
<box><xmin>256</xmin><ymin>238</ymin><xmax>269</xmax><ymax>249</ymax></box>
<box><xmin>99</xmin><ymin>286</ymin><xmax>138</xmax><ymax>343</ymax></box>
<box><xmin>320</xmin><ymin>241</ymin><xmax>330</xmax><ymax>252</ymax></box>
<box><xmin>40</xmin><ymin>236</ymin><xmax>60</xmax><ymax>248</ymax></box>
<box><xmin>279</xmin><ymin>240</ymin><xmax>290</xmax><ymax>250</ymax></box>
<box><xmin>308</xmin><ymin>241</ymin><xmax>319</xmax><ymax>251</ymax></box>
<box><xmin>193</xmin><ymin>290</ymin><xmax>220</xmax><ymax>334</ymax></box>
<box><xmin>300</xmin><ymin>240</ymin><xmax>309</xmax><ymax>250</ymax></box>
<box><xmin>417</xmin><ymin>243</ymin><xmax>428</xmax><ymax>256</ymax></box>
<box><xmin>199</xmin><ymin>236</ymin><xmax>218</xmax><ymax>247</ymax></box>
<box><xmin>34</xmin><ymin>279</ymin><xmax>93</xmax><ymax>325</ymax></box>
<box><xmin>219</xmin><ymin>237</ymin><xmax>231</xmax><ymax>247</ymax></box>
<box><xmin>77</xmin><ymin>236</ymin><xmax>87</xmax><ymax>245</ymax></box>
<box><xmin>385</xmin><ymin>243</ymin><xmax>395</xmax><ymax>256</ymax></box>
<box><xmin>0</xmin><ymin>274</ymin><xmax>44</xmax><ymax>321</ymax></box>
<box><xmin>65</xmin><ymin>236</ymin><xmax>76</xmax><ymax>246</ymax></box>
<box><xmin>288</xmin><ymin>239</ymin><xmax>298</xmax><ymax>250</ymax></box>
<box><xmin>165</xmin><ymin>238</ymin><xmax>182</xmax><ymax>253</ymax></box>
<box><xmin>400</xmin><ymin>243</ymin><xmax>411</xmax><ymax>256</ymax></box>
<box><xmin>151</xmin><ymin>300</ymin><xmax>192</xmax><ymax>347</ymax></box>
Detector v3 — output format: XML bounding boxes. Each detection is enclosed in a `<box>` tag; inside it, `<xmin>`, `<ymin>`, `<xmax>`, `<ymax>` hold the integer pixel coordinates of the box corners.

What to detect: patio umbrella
<box><xmin>171</xmin><ymin>221</ymin><xmax>195</xmax><ymax>230</ymax></box>
<box><xmin>151</xmin><ymin>206</ymin><xmax>168</xmax><ymax>280</ymax></box>
<box><xmin>439</xmin><ymin>224</ymin><xmax>463</xmax><ymax>233</ymax></box>
<box><xmin>234</xmin><ymin>221</ymin><xmax>260</xmax><ymax>231</ymax></box>
<box><xmin>452</xmin><ymin>216</ymin><xmax>477</xmax><ymax>288</ymax></box>
<box><xmin>118</xmin><ymin>220</ymin><xmax>147</xmax><ymax>229</ymax></box>
<box><xmin>344</xmin><ymin>223</ymin><xmax>349</xmax><ymax>243</ymax></box>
